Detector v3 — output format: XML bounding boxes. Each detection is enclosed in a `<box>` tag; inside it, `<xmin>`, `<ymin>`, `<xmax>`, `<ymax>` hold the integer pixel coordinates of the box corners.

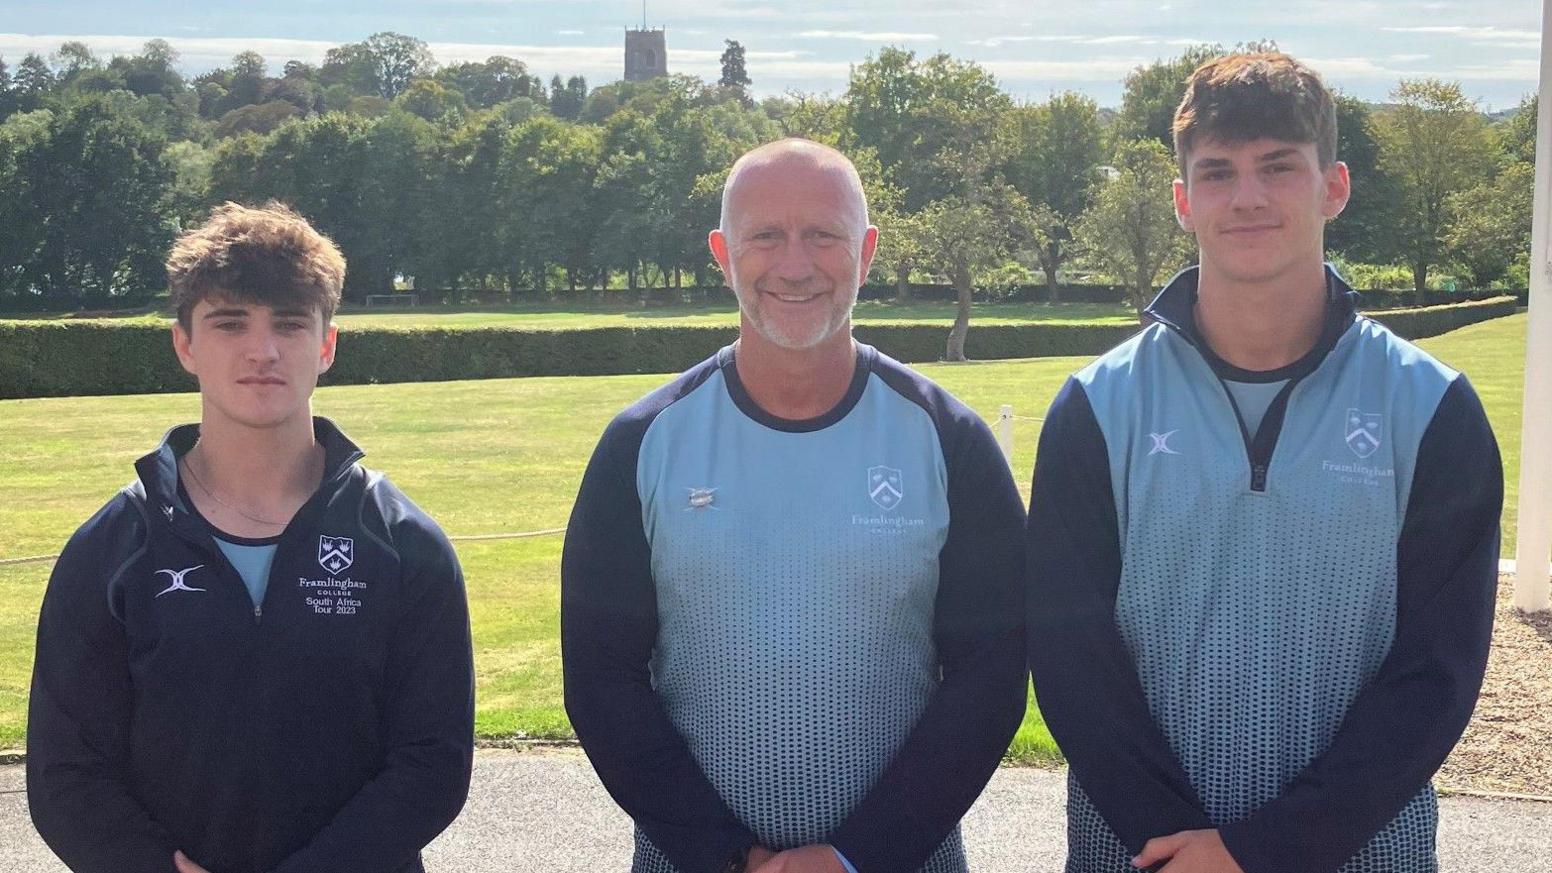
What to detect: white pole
<box><xmin>997</xmin><ymin>404</ymin><xmax>1014</xmax><ymax>466</ymax></box>
<box><xmin>1515</xmin><ymin>0</ymin><xmax>1552</xmax><ymax>612</ymax></box>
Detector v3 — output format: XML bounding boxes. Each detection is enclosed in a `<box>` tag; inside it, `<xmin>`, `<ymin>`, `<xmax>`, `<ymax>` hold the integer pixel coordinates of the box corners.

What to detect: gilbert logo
<box><xmin>318</xmin><ymin>536</ymin><xmax>354</xmax><ymax>574</ymax></box>
<box><xmin>1148</xmin><ymin>431</ymin><xmax>1181</xmax><ymax>456</ymax></box>
<box><xmin>868</xmin><ymin>466</ymin><xmax>904</xmax><ymax>510</ymax></box>
<box><xmin>154</xmin><ymin>565</ymin><xmax>206</xmax><ymax>598</ymax></box>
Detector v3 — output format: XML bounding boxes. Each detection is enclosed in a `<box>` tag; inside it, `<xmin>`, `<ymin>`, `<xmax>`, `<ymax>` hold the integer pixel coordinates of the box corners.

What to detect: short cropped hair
<box><xmin>166</xmin><ymin>201</ymin><xmax>345</xmax><ymax>331</ymax></box>
<box><xmin>1172</xmin><ymin>52</ymin><xmax>1338</xmax><ymax>174</ymax></box>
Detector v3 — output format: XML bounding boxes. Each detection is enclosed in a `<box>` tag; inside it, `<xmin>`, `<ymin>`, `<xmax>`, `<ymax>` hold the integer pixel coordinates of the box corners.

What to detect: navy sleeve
<box><xmin>1220</xmin><ymin>376</ymin><xmax>1501</xmax><ymax>873</ymax></box>
<box><xmin>829</xmin><ymin>407</ymin><xmax>1028</xmax><ymax>872</ymax></box>
<box><xmin>271</xmin><ymin>510</ymin><xmax>475</xmax><ymax>873</ymax></box>
<box><xmin>562</xmin><ymin>414</ymin><xmax>758</xmax><ymax>873</ymax></box>
<box><xmin>27</xmin><ymin>496</ymin><xmax>179</xmax><ymax>873</ymax></box>
<box><xmin>1026</xmin><ymin>378</ymin><xmax>1214</xmax><ymax>852</ymax></box>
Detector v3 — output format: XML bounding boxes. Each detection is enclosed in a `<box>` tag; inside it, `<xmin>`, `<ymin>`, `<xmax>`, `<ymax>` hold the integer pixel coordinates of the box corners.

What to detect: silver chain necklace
<box><xmin>180</xmin><ymin>452</ymin><xmax>291</xmax><ymax>528</ymax></box>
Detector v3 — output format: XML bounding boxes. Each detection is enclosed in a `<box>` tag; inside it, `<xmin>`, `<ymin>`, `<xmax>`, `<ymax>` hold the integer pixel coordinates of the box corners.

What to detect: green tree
<box><xmin>1115</xmin><ymin>44</ymin><xmax>1219</xmax><ymax>147</ymax></box>
<box><xmin>550</xmin><ymin>75</ymin><xmax>587</xmax><ymax>120</ymax></box>
<box><xmin>1445</xmin><ymin>160</ymin><xmax>1533</xmax><ymax>287</ymax></box>
<box><xmin>1003</xmin><ymin>92</ymin><xmax>1105</xmax><ymax>299</ymax></box>
<box><xmin>6</xmin><ymin>95</ymin><xmax>175</xmax><ymax>299</ymax></box>
<box><xmin>395</xmin><ymin>79</ymin><xmax>467</xmax><ymax>123</ymax></box>
<box><xmin>1074</xmin><ymin>139</ymin><xmax>1193</xmax><ymax>312</ymax></box>
<box><xmin>1324</xmin><ymin>94</ymin><xmax>1400</xmax><ymax>264</ymax></box>
<box><xmin>845</xmin><ymin>48</ymin><xmax>1011</xmax><ymax>210</ymax></box>
<box><xmin>216</xmin><ymin>101</ymin><xmax>301</xmax><ymax>138</ymax></box>
<box><xmin>436</xmin><ymin>57</ymin><xmax>539</xmax><ymax>109</ymax></box>
<box><xmin>14</xmin><ymin>54</ymin><xmax>55</xmax><ymax>103</ymax></box>
<box><xmin>51</xmin><ymin>42</ymin><xmax>102</xmax><ymax>88</ymax></box>
<box><xmin>1498</xmin><ymin>93</ymin><xmax>1537</xmax><ymax>165</ymax></box>
<box><xmin>1374</xmin><ymin>79</ymin><xmax>1498</xmax><ymax>294</ymax></box>
<box><xmin>362</xmin><ymin>32</ymin><xmax>437</xmax><ymax>100</ymax></box>
<box><xmin>718</xmin><ymin>39</ymin><xmax>751</xmax><ymax>104</ymax></box>
<box><xmin>114</xmin><ymin>40</ymin><xmax>185</xmax><ymax>101</ymax></box>
<box><xmin>916</xmin><ymin>184</ymin><xmax>1028</xmax><ymax>361</ymax></box>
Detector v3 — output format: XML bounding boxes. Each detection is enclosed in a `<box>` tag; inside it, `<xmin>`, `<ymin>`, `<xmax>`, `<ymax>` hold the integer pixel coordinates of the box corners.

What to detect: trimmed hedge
<box><xmin>0</xmin><ymin>296</ymin><xmax>1518</xmax><ymax>400</ymax></box>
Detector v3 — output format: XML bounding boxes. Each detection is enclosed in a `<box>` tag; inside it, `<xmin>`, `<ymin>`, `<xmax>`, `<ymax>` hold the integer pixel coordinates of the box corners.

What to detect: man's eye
<box><xmin>277</xmin><ymin>321</ymin><xmax>307</xmax><ymax>332</ymax></box>
<box><xmin>215</xmin><ymin>321</ymin><xmax>242</xmax><ymax>331</ymax></box>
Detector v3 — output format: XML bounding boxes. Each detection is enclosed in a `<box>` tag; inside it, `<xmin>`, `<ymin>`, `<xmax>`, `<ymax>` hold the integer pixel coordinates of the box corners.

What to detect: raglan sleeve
<box><xmin>27</xmin><ymin>497</ymin><xmax>180</xmax><ymax>873</ymax></box>
<box><xmin>1218</xmin><ymin>375</ymin><xmax>1501</xmax><ymax>873</ymax></box>
<box><xmin>561</xmin><ymin>414</ymin><xmax>759</xmax><ymax>873</ymax></box>
<box><xmin>826</xmin><ymin>404</ymin><xmax>1028</xmax><ymax>872</ymax></box>
<box><xmin>1026</xmin><ymin>377</ymin><xmax>1214</xmax><ymax>853</ymax></box>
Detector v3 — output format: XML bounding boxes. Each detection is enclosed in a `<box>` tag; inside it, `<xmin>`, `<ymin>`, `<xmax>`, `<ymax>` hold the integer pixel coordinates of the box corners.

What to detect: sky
<box><xmin>0</xmin><ymin>0</ymin><xmax>1543</xmax><ymax>110</ymax></box>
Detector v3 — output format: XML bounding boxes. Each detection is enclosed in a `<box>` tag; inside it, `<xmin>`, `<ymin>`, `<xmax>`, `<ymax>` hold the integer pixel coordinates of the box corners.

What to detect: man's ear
<box><xmin>858</xmin><ymin>225</ymin><xmax>879</xmax><ymax>284</ymax></box>
<box><xmin>172</xmin><ymin>321</ymin><xmax>198</xmax><ymax>376</ymax></box>
<box><xmin>1322</xmin><ymin>160</ymin><xmax>1352</xmax><ymax>221</ymax></box>
<box><xmin>318</xmin><ymin>323</ymin><xmax>338</xmax><ymax>374</ymax></box>
<box><xmin>1173</xmin><ymin>177</ymin><xmax>1194</xmax><ymax>233</ymax></box>
<box><xmin>708</xmin><ymin>228</ymin><xmax>731</xmax><ymax>283</ymax></box>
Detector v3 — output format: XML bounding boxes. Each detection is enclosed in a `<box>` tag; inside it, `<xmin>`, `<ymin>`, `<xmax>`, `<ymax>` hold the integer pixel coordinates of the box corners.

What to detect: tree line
<box><xmin>0</xmin><ymin>35</ymin><xmax>1536</xmax><ymax>348</ymax></box>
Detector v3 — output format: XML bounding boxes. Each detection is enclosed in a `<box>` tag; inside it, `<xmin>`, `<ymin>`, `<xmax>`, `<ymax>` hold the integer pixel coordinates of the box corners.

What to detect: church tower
<box><xmin>624</xmin><ymin>27</ymin><xmax>668</xmax><ymax>81</ymax></box>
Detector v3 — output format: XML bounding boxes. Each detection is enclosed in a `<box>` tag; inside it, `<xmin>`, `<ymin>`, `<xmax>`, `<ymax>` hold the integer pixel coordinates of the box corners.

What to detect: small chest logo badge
<box><xmin>685</xmin><ymin>487</ymin><xmax>718</xmax><ymax>510</ymax></box>
<box><xmin>318</xmin><ymin>535</ymin><xmax>354</xmax><ymax>574</ymax></box>
<box><xmin>1148</xmin><ymin>431</ymin><xmax>1181</xmax><ymax>456</ymax></box>
<box><xmin>161</xmin><ymin>504</ymin><xmax>175</xmax><ymax>522</ymax></box>
<box><xmin>868</xmin><ymin>466</ymin><xmax>904</xmax><ymax>510</ymax></box>
<box><xmin>1345</xmin><ymin>409</ymin><xmax>1383</xmax><ymax>459</ymax></box>
<box><xmin>155</xmin><ymin>565</ymin><xmax>206</xmax><ymax>597</ymax></box>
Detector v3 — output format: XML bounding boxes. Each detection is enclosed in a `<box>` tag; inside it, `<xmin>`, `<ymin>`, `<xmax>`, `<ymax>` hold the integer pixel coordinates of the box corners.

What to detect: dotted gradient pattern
<box><xmin>1066</xmin><ymin>322</ymin><xmax>1453</xmax><ymax>872</ymax></box>
<box><xmin>632</xmin><ymin>370</ymin><xmax>964</xmax><ymax>873</ymax></box>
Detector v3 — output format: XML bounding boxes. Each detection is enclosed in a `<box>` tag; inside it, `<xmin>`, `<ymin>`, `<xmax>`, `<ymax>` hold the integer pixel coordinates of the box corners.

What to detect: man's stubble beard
<box><xmin>733</xmin><ymin>274</ymin><xmax>858</xmax><ymax>351</ymax></box>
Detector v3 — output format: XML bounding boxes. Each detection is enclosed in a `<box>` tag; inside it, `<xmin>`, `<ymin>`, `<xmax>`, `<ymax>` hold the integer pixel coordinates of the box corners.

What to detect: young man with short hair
<box><xmin>1027</xmin><ymin>53</ymin><xmax>1501</xmax><ymax>873</ymax></box>
<box><xmin>27</xmin><ymin>202</ymin><xmax>474</xmax><ymax>873</ymax></box>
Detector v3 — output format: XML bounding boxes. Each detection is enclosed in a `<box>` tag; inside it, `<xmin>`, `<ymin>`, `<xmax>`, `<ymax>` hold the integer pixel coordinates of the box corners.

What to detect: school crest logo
<box><xmin>1345</xmin><ymin>409</ymin><xmax>1383</xmax><ymax>459</ymax></box>
<box><xmin>318</xmin><ymin>535</ymin><xmax>354</xmax><ymax>574</ymax></box>
<box><xmin>868</xmin><ymin>465</ymin><xmax>904</xmax><ymax>511</ymax></box>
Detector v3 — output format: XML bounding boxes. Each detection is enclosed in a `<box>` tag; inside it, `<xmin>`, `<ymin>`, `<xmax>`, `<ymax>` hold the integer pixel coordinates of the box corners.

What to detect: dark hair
<box><xmin>1173</xmin><ymin>52</ymin><xmax>1338</xmax><ymax>174</ymax></box>
<box><xmin>166</xmin><ymin>201</ymin><xmax>345</xmax><ymax>331</ymax></box>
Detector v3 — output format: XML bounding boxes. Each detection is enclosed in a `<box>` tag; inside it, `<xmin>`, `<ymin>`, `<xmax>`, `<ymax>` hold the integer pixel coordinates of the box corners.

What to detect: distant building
<box><xmin>624</xmin><ymin>28</ymin><xmax>667</xmax><ymax>81</ymax></box>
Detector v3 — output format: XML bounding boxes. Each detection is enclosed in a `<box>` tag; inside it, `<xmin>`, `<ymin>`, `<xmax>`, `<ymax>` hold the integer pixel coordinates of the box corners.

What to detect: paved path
<box><xmin>3</xmin><ymin>750</ymin><xmax>1547</xmax><ymax>871</ymax></box>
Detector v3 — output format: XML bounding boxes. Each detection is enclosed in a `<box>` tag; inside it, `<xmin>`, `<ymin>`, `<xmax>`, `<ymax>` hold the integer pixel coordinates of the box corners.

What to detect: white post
<box><xmin>997</xmin><ymin>404</ymin><xmax>1015</xmax><ymax>465</ymax></box>
<box><xmin>1515</xmin><ymin>0</ymin><xmax>1552</xmax><ymax>612</ymax></box>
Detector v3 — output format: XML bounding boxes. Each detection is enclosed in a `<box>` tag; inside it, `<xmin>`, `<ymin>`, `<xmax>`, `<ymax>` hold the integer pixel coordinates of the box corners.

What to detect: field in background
<box><xmin>0</xmin><ymin>299</ymin><xmax>1140</xmax><ymax>330</ymax></box>
<box><xmin>0</xmin><ymin>314</ymin><xmax>1529</xmax><ymax>755</ymax></box>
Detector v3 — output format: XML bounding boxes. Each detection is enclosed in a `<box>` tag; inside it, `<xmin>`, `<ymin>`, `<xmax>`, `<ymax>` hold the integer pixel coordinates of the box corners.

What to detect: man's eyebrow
<box><xmin>202</xmin><ymin>308</ymin><xmax>251</xmax><ymax>319</ymax></box>
<box><xmin>1255</xmin><ymin>148</ymin><xmax>1301</xmax><ymax>162</ymax></box>
<box><xmin>1191</xmin><ymin>157</ymin><xmax>1232</xmax><ymax>171</ymax></box>
<box><xmin>271</xmin><ymin>308</ymin><xmax>314</xmax><ymax>319</ymax></box>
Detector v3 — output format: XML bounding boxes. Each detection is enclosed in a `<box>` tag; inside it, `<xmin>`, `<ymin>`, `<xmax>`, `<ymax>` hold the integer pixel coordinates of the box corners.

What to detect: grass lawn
<box><xmin>0</xmin><ymin>313</ymin><xmax>1529</xmax><ymax>759</ymax></box>
<box><xmin>0</xmin><ymin>299</ymin><xmax>1140</xmax><ymax>330</ymax></box>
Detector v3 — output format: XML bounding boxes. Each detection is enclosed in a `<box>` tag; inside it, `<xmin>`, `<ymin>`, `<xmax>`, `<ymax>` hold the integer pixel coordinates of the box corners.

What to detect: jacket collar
<box><xmin>134</xmin><ymin>416</ymin><xmax>365</xmax><ymax>518</ymax></box>
<box><xmin>1143</xmin><ymin>263</ymin><xmax>1359</xmax><ymax>382</ymax></box>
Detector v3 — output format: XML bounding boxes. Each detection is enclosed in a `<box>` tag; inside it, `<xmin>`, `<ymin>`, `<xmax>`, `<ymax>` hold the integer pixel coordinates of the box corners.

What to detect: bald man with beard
<box><xmin>561</xmin><ymin>139</ymin><xmax>1028</xmax><ymax>873</ymax></box>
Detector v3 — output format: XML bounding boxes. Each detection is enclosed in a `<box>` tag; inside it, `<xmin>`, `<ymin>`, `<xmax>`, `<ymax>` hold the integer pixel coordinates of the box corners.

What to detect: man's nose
<box><xmin>773</xmin><ymin>238</ymin><xmax>817</xmax><ymax>282</ymax></box>
<box><xmin>244</xmin><ymin>329</ymin><xmax>281</xmax><ymax>362</ymax></box>
<box><xmin>1230</xmin><ymin>172</ymin><xmax>1271</xmax><ymax>210</ymax></box>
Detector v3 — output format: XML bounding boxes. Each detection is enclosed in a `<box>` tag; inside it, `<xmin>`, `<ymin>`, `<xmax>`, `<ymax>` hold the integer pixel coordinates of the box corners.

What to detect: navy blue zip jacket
<box><xmin>27</xmin><ymin>418</ymin><xmax>474</xmax><ymax>873</ymax></box>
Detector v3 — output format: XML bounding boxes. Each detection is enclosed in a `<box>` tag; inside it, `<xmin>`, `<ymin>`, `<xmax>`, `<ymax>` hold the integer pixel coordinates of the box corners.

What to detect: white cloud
<box><xmin>798</xmin><ymin>30</ymin><xmax>940</xmax><ymax>42</ymax></box>
<box><xmin>556</xmin><ymin>30</ymin><xmax>584</xmax><ymax>36</ymax></box>
<box><xmin>1380</xmin><ymin>25</ymin><xmax>1539</xmax><ymax>49</ymax></box>
<box><xmin>983</xmin><ymin>57</ymin><xmax>1155</xmax><ymax>81</ymax></box>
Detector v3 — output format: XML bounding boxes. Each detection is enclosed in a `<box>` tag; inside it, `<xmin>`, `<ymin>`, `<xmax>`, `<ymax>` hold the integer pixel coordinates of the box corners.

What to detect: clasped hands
<box><xmin>746</xmin><ymin>843</ymin><xmax>847</xmax><ymax>872</ymax></box>
<box><xmin>1131</xmin><ymin>828</ymin><xmax>1244</xmax><ymax>873</ymax></box>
